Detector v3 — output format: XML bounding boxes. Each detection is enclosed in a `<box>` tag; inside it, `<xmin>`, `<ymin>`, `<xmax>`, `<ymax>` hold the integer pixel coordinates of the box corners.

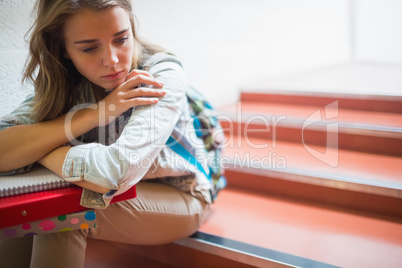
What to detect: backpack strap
<box><xmin>167</xmin><ymin>136</ymin><xmax>218</xmax><ymax>202</ymax></box>
<box><xmin>166</xmin><ymin>136</ymin><xmax>211</xmax><ymax>181</ymax></box>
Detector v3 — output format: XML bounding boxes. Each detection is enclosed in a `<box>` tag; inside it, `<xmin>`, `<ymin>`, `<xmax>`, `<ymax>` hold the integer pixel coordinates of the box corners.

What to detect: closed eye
<box><xmin>115</xmin><ymin>36</ymin><xmax>129</xmax><ymax>44</ymax></box>
<box><xmin>83</xmin><ymin>46</ymin><xmax>97</xmax><ymax>53</ymax></box>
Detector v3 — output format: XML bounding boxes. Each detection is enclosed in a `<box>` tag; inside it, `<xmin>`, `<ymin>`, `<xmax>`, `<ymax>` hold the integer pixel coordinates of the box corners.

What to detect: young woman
<box><xmin>0</xmin><ymin>0</ymin><xmax>211</xmax><ymax>267</ymax></box>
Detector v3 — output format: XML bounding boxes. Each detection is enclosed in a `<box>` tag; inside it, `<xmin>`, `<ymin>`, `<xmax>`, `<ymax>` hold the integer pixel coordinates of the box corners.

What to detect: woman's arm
<box><xmin>38</xmin><ymin>146</ymin><xmax>110</xmax><ymax>194</ymax></box>
<box><xmin>0</xmin><ymin>72</ymin><xmax>165</xmax><ymax>173</ymax></box>
<box><xmin>59</xmin><ymin>54</ymin><xmax>188</xmax><ymax>204</ymax></box>
<box><xmin>0</xmin><ymin>107</ymin><xmax>98</xmax><ymax>172</ymax></box>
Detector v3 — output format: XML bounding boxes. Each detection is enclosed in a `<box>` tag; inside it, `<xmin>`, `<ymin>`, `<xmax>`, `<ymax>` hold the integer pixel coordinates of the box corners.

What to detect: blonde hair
<box><xmin>24</xmin><ymin>0</ymin><xmax>165</xmax><ymax>122</ymax></box>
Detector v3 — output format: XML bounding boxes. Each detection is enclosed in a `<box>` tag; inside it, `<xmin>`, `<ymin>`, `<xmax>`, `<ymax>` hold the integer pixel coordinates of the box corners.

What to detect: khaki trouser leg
<box><xmin>30</xmin><ymin>229</ymin><xmax>88</xmax><ymax>268</ymax></box>
<box><xmin>0</xmin><ymin>236</ymin><xmax>33</xmax><ymax>268</ymax></box>
<box><xmin>0</xmin><ymin>182</ymin><xmax>209</xmax><ymax>268</ymax></box>
<box><xmin>89</xmin><ymin>182</ymin><xmax>210</xmax><ymax>245</ymax></box>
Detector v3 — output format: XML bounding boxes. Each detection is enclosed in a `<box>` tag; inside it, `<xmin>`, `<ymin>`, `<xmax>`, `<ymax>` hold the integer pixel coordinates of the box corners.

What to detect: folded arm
<box><xmin>60</xmin><ymin>54</ymin><xmax>188</xmax><ymax>205</ymax></box>
<box><xmin>0</xmin><ymin>106</ymin><xmax>98</xmax><ymax>172</ymax></box>
<box><xmin>0</xmin><ymin>71</ymin><xmax>165</xmax><ymax>174</ymax></box>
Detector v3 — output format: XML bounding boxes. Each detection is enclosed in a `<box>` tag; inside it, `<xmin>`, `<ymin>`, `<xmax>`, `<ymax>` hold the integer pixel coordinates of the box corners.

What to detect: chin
<box><xmin>102</xmin><ymin>82</ymin><xmax>120</xmax><ymax>92</ymax></box>
<box><xmin>110</xmin><ymin>78</ymin><xmax>126</xmax><ymax>91</ymax></box>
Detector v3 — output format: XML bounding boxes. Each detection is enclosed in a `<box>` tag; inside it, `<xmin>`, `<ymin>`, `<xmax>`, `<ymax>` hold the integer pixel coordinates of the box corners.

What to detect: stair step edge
<box><xmin>239</xmin><ymin>91</ymin><xmax>402</xmax><ymax>113</ymax></box>
<box><xmin>219</xmin><ymin>111</ymin><xmax>402</xmax><ymax>138</ymax></box>
<box><xmin>176</xmin><ymin>232</ymin><xmax>339</xmax><ymax>268</ymax></box>
<box><xmin>225</xmin><ymin>162</ymin><xmax>402</xmax><ymax>199</ymax></box>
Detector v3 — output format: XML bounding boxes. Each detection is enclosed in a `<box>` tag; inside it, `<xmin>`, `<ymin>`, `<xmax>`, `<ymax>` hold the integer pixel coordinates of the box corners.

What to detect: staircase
<box><xmin>197</xmin><ymin>90</ymin><xmax>402</xmax><ymax>267</ymax></box>
<box><xmin>85</xmin><ymin>90</ymin><xmax>402</xmax><ymax>268</ymax></box>
<box><xmin>217</xmin><ymin>91</ymin><xmax>402</xmax><ymax>218</ymax></box>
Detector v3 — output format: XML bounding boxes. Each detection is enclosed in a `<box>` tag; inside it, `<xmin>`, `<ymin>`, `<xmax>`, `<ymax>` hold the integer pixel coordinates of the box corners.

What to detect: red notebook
<box><xmin>0</xmin><ymin>186</ymin><xmax>136</xmax><ymax>229</ymax></box>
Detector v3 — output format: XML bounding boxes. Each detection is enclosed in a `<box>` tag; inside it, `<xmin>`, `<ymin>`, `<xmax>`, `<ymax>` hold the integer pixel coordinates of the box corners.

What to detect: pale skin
<box><xmin>0</xmin><ymin>7</ymin><xmax>165</xmax><ymax>194</ymax></box>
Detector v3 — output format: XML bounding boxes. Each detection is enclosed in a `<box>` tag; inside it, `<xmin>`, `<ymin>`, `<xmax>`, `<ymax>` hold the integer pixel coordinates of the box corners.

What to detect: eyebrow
<box><xmin>73</xmin><ymin>28</ymin><xmax>130</xmax><ymax>44</ymax></box>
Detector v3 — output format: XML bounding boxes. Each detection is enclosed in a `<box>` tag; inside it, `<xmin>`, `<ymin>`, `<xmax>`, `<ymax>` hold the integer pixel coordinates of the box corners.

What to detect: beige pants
<box><xmin>0</xmin><ymin>182</ymin><xmax>210</xmax><ymax>268</ymax></box>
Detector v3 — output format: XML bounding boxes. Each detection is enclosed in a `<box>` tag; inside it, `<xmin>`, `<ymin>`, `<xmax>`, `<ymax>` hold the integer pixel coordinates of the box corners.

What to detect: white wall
<box><xmin>354</xmin><ymin>0</ymin><xmax>402</xmax><ymax>65</ymax></box>
<box><xmin>133</xmin><ymin>0</ymin><xmax>350</xmax><ymax>107</ymax></box>
<box><xmin>0</xmin><ymin>0</ymin><xmax>35</xmax><ymax>117</ymax></box>
<box><xmin>0</xmin><ymin>0</ymin><xmax>401</xmax><ymax>117</ymax></box>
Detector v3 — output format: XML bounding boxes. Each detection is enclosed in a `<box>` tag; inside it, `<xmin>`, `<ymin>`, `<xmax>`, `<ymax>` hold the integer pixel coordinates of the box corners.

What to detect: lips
<box><xmin>102</xmin><ymin>71</ymin><xmax>124</xmax><ymax>81</ymax></box>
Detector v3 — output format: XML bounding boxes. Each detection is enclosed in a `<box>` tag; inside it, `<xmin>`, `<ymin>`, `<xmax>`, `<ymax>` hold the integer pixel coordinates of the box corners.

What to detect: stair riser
<box><xmin>224</xmin><ymin>168</ymin><xmax>402</xmax><ymax>219</ymax></box>
<box><xmin>240</xmin><ymin>92</ymin><xmax>402</xmax><ymax>113</ymax></box>
<box><xmin>220</xmin><ymin>121</ymin><xmax>402</xmax><ymax>156</ymax></box>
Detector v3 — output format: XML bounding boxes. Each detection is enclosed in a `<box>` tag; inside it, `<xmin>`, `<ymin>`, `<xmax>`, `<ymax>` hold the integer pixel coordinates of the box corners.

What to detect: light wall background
<box><xmin>0</xmin><ymin>0</ymin><xmax>401</xmax><ymax>117</ymax></box>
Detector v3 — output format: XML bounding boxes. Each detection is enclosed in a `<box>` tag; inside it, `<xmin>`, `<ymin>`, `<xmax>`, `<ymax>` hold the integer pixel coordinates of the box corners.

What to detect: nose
<box><xmin>103</xmin><ymin>45</ymin><xmax>119</xmax><ymax>67</ymax></box>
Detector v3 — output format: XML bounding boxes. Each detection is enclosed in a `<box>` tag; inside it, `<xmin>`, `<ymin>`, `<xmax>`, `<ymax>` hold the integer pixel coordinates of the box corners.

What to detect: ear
<box><xmin>64</xmin><ymin>51</ymin><xmax>70</xmax><ymax>59</ymax></box>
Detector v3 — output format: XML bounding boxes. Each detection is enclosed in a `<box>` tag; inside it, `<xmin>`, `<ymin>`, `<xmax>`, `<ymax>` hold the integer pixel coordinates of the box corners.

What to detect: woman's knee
<box><xmin>89</xmin><ymin>182</ymin><xmax>209</xmax><ymax>245</ymax></box>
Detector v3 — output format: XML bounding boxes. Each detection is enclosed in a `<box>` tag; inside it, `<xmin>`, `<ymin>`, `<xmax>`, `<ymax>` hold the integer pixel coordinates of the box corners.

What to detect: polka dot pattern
<box><xmin>39</xmin><ymin>220</ymin><xmax>56</xmax><ymax>231</ymax></box>
<box><xmin>58</xmin><ymin>215</ymin><xmax>67</xmax><ymax>222</ymax></box>
<box><xmin>0</xmin><ymin>210</ymin><xmax>97</xmax><ymax>239</ymax></box>
<box><xmin>24</xmin><ymin>232</ymin><xmax>37</xmax><ymax>237</ymax></box>
<box><xmin>60</xmin><ymin>228</ymin><xmax>74</xmax><ymax>232</ymax></box>
<box><xmin>22</xmin><ymin>224</ymin><xmax>31</xmax><ymax>230</ymax></box>
<box><xmin>3</xmin><ymin>229</ymin><xmax>17</xmax><ymax>238</ymax></box>
<box><xmin>85</xmin><ymin>211</ymin><xmax>96</xmax><ymax>221</ymax></box>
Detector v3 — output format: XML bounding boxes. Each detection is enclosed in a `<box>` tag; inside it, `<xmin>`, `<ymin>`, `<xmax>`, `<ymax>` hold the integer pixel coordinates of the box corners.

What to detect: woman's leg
<box><xmin>89</xmin><ymin>181</ymin><xmax>210</xmax><ymax>245</ymax></box>
<box><xmin>0</xmin><ymin>236</ymin><xmax>33</xmax><ymax>268</ymax></box>
<box><xmin>27</xmin><ymin>181</ymin><xmax>209</xmax><ymax>267</ymax></box>
<box><xmin>30</xmin><ymin>228</ymin><xmax>88</xmax><ymax>268</ymax></box>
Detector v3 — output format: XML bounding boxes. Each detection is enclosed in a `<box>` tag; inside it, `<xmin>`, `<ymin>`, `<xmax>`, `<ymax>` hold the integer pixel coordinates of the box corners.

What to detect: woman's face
<box><xmin>64</xmin><ymin>7</ymin><xmax>134</xmax><ymax>91</ymax></box>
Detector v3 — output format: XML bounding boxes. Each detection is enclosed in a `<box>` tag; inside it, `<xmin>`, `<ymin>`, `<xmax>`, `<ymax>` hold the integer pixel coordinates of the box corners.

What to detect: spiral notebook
<box><xmin>0</xmin><ymin>164</ymin><xmax>72</xmax><ymax>198</ymax></box>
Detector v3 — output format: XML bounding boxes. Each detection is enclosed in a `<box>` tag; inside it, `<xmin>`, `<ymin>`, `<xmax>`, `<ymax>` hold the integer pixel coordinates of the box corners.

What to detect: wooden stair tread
<box><xmin>219</xmin><ymin>101</ymin><xmax>402</xmax><ymax>130</ymax></box>
<box><xmin>222</xmin><ymin>135</ymin><xmax>402</xmax><ymax>191</ymax></box>
<box><xmin>199</xmin><ymin>188</ymin><xmax>402</xmax><ymax>268</ymax></box>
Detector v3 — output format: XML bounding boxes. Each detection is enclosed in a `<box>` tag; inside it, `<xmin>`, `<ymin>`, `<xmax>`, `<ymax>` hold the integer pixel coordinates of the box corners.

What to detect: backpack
<box><xmin>167</xmin><ymin>86</ymin><xmax>227</xmax><ymax>202</ymax></box>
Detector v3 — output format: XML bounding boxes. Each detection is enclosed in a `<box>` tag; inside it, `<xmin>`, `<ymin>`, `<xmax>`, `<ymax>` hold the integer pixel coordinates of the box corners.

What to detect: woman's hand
<box><xmin>37</xmin><ymin>70</ymin><xmax>166</xmax><ymax>193</ymax></box>
<box><xmin>96</xmin><ymin>70</ymin><xmax>166</xmax><ymax>126</ymax></box>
